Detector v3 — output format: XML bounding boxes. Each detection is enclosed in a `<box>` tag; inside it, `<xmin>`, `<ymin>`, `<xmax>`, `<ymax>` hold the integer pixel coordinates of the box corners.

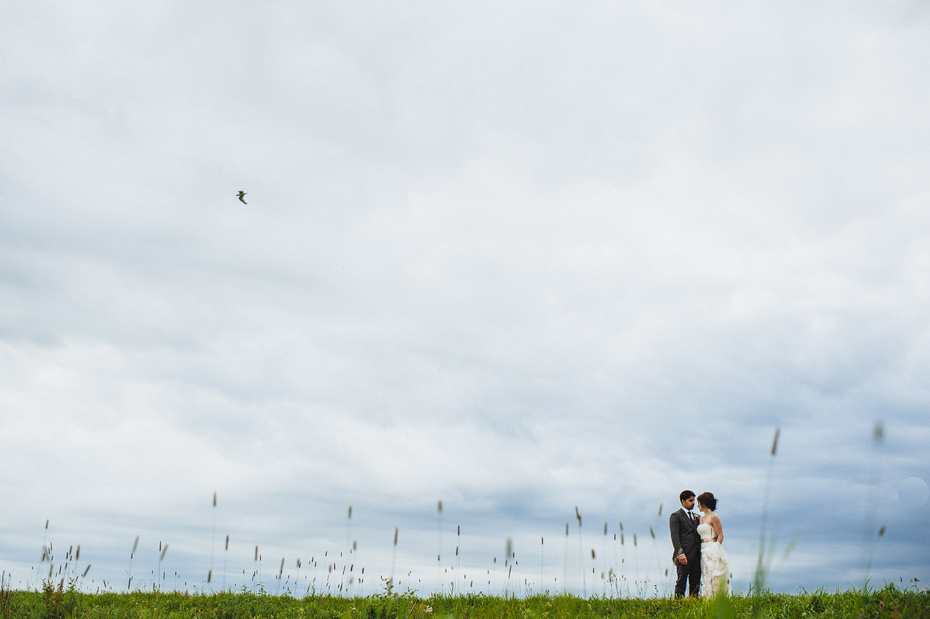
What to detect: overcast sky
<box><xmin>2</xmin><ymin>0</ymin><xmax>929</xmax><ymax>597</ymax></box>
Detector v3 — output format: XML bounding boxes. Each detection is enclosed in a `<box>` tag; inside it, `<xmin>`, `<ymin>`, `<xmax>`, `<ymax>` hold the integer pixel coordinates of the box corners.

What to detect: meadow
<box><xmin>4</xmin><ymin>427</ymin><xmax>924</xmax><ymax>617</ymax></box>
<box><xmin>1</xmin><ymin>581</ymin><xmax>928</xmax><ymax>619</ymax></box>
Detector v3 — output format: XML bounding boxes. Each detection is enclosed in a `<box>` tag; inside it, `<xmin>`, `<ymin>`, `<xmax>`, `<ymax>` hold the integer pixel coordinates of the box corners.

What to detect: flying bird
<box><xmin>236</xmin><ymin>191</ymin><xmax>247</xmax><ymax>204</ymax></box>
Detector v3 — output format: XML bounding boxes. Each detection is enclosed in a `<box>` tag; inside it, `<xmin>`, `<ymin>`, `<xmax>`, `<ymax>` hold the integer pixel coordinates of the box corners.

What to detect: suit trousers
<box><xmin>674</xmin><ymin>552</ymin><xmax>701</xmax><ymax>598</ymax></box>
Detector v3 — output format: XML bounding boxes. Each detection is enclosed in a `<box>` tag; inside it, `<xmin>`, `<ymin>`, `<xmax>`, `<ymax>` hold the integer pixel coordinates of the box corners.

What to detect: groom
<box><xmin>669</xmin><ymin>489</ymin><xmax>701</xmax><ymax>598</ymax></box>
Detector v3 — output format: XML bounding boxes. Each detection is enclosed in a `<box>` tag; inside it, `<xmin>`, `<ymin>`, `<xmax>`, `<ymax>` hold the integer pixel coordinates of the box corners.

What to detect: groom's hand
<box><xmin>678</xmin><ymin>554</ymin><xmax>687</xmax><ymax>565</ymax></box>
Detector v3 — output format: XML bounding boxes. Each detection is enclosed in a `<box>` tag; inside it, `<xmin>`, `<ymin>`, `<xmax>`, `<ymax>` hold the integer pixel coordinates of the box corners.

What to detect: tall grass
<box><xmin>454</xmin><ymin>525</ymin><xmax>461</xmax><ymax>595</ymax></box>
<box><xmin>575</xmin><ymin>506</ymin><xmax>585</xmax><ymax>598</ymax></box>
<box><xmin>157</xmin><ymin>542</ymin><xmax>168</xmax><ymax>591</ymax></box>
<box><xmin>389</xmin><ymin>527</ymin><xmax>398</xmax><ymax>591</ymax></box>
<box><xmin>4</xmin><ymin>426</ymin><xmax>915</xmax><ymax>602</ymax></box>
<box><xmin>860</xmin><ymin>421</ymin><xmax>886</xmax><ymax>585</ymax></box>
<box><xmin>209</xmin><ymin>492</ymin><xmax>217</xmax><ymax>591</ymax></box>
<box><xmin>436</xmin><ymin>500</ymin><xmax>443</xmax><ymax>594</ymax></box>
<box><xmin>128</xmin><ymin>536</ymin><xmax>139</xmax><ymax>592</ymax></box>
<box><xmin>753</xmin><ymin>427</ymin><xmax>780</xmax><ymax>594</ymax></box>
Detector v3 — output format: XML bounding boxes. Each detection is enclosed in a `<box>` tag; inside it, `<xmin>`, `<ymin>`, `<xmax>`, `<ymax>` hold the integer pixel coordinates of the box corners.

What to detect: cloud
<box><xmin>1</xmin><ymin>0</ymin><xmax>929</xmax><ymax>596</ymax></box>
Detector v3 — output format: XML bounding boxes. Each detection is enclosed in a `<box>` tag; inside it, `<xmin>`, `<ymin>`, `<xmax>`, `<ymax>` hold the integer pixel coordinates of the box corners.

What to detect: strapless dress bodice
<box><xmin>697</xmin><ymin>523</ymin><xmax>715</xmax><ymax>542</ymax></box>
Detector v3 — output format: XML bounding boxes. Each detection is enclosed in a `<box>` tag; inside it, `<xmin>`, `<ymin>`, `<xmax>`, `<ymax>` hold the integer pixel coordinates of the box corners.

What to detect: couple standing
<box><xmin>668</xmin><ymin>489</ymin><xmax>732</xmax><ymax>598</ymax></box>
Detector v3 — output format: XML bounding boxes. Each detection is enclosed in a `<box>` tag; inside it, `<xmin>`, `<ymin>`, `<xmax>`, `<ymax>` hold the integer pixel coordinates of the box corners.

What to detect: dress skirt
<box><xmin>700</xmin><ymin>541</ymin><xmax>732</xmax><ymax>598</ymax></box>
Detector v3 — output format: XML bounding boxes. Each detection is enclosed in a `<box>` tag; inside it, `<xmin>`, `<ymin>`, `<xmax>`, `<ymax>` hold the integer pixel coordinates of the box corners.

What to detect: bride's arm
<box><xmin>713</xmin><ymin>515</ymin><xmax>724</xmax><ymax>543</ymax></box>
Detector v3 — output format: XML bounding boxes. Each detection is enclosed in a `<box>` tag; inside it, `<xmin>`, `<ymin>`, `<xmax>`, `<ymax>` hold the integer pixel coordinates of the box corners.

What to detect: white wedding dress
<box><xmin>697</xmin><ymin>523</ymin><xmax>732</xmax><ymax>598</ymax></box>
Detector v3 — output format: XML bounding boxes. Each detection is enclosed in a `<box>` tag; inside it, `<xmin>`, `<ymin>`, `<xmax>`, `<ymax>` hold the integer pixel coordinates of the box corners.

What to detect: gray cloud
<box><xmin>2</xmin><ymin>0</ymin><xmax>929</xmax><ymax>597</ymax></box>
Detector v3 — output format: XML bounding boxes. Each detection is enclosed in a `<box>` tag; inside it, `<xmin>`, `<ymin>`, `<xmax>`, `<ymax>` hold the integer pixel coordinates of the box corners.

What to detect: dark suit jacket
<box><xmin>669</xmin><ymin>508</ymin><xmax>701</xmax><ymax>564</ymax></box>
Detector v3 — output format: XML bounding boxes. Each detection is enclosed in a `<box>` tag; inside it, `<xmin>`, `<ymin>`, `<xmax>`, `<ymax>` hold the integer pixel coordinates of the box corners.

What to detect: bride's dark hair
<box><xmin>697</xmin><ymin>492</ymin><xmax>717</xmax><ymax>511</ymax></box>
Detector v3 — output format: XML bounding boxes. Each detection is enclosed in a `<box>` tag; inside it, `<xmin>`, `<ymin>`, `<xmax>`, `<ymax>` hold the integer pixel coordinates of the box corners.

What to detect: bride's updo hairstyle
<box><xmin>697</xmin><ymin>492</ymin><xmax>717</xmax><ymax>511</ymax></box>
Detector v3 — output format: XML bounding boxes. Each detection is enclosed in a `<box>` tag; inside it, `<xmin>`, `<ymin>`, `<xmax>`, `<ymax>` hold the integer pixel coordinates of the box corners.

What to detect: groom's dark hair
<box><xmin>680</xmin><ymin>490</ymin><xmax>695</xmax><ymax>501</ymax></box>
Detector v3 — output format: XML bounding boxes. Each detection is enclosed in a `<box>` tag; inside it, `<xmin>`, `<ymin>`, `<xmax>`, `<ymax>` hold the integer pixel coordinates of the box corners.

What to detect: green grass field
<box><xmin>2</xmin><ymin>582</ymin><xmax>927</xmax><ymax>618</ymax></box>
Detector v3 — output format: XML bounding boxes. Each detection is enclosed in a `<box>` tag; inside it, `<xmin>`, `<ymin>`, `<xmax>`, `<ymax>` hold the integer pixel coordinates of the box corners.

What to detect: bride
<box><xmin>696</xmin><ymin>492</ymin><xmax>732</xmax><ymax>598</ymax></box>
